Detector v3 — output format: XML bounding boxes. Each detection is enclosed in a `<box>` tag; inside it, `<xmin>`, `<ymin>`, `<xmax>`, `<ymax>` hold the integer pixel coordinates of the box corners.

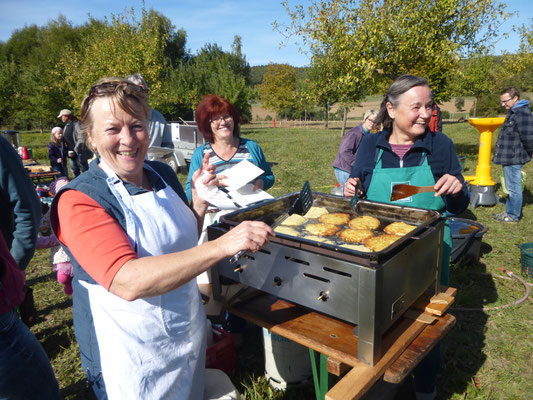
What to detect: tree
<box><xmin>55</xmin><ymin>8</ymin><xmax>173</xmax><ymax>112</ymax></box>
<box><xmin>500</xmin><ymin>21</ymin><xmax>533</xmax><ymax>91</ymax></box>
<box><xmin>258</xmin><ymin>63</ymin><xmax>297</xmax><ymax>117</ymax></box>
<box><xmin>0</xmin><ymin>16</ymin><xmax>81</xmax><ymax>130</ymax></box>
<box><xmin>163</xmin><ymin>36</ymin><xmax>254</xmax><ymax>121</ymax></box>
<box><xmin>278</xmin><ymin>0</ymin><xmax>510</xmax><ymax>105</ymax></box>
<box><xmin>452</xmin><ymin>55</ymin><xmax>498</xmax><ymax>117</ymax></box>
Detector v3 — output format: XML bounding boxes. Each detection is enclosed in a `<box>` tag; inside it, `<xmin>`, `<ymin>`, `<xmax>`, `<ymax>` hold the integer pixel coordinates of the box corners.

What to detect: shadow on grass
<box><xmin>454</xmin><ymin>143</ymin><xmax>480</xmax><ymax>157</ymax></box>
<box><xmin>37</xmin><ymin>319</ymin><xmax>74</xmax><ymax>359</ymax></box>
<box><xmin>25</xmin><ymin>271</ymin><xmax>56</xmax><ymax>286</ymax></box>
<box><xmin>61</xmin><ymin>379</ymin><xmax>97</xmax><ymax>400</ymax></box>
<box><xmin>40</xmin><ymin>297</ymin><xmax>73</xmax><ymax>316</ymax></box>
<box><xmin>522</xmin><ymin>187</ymin><xmax>533</xmax><ymax>206</ymax></box>
<box><xmin>440</xmin><ymin>260</ymin><xmax>495</xmax><ymax>398</ymax></box>
<box><xmin>231</xmin><ymin>324</ymin><xmax>316</xmax><ymax>399</ymax></box>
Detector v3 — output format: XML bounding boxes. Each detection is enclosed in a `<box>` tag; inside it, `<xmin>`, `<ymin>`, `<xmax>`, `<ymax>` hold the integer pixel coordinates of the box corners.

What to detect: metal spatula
<box><xmin>390</xmin><ymin>184</ymin><xmax>435</xmax><ymax>201</ymax></box>
<box><xmin>229</xmin><ymin>181</ymin><xmax>314</xmax><ymax>264</ymax></box>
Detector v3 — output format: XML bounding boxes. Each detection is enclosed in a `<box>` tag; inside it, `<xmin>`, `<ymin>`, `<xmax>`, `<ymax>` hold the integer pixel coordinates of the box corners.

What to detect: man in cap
<box><xmin>57</xmin><ymin>109</ymin><xmax>93</xmax><ymax>177</ymax></box>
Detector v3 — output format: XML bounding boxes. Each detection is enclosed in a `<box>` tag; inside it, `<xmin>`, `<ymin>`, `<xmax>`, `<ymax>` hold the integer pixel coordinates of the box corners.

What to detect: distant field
<box><xmin>252</xmin><ymin>96</ymin><xmax>476</xmax><ymax>123</ymax></box>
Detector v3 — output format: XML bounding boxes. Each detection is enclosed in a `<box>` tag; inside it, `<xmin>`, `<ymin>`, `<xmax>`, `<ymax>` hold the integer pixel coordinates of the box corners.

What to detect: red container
<box><xmin>206</xmin><ymin>325</ymin><xmax>236</xmax><ymax>374</ymax></box>
<box><xmin>21</xmin><ymin>146</ymin><xmax>30</xmax><ymax>160</ymax></box>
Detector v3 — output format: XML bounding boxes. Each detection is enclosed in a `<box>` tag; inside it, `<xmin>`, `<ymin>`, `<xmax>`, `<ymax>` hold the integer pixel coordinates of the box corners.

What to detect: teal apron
<box><xmin>366</xmin><ymin>149</ymin><xmax>451</xmax><ymax>285</ymax></box>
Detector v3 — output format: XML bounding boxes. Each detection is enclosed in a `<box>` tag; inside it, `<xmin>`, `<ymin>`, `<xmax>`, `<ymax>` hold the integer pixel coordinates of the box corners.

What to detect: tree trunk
<box><xmin>473</xmin><ymin>96</ymin><xmax>478</xmax><ymax>117</ymax></box>
<box><xmin>39</xmin><ymin>119</ymin><xmax>43</xmax><ymax>134</ymax></box>
<box><xmin>325</xmin><ymin>103</ymin><xmax>329</xmax><ymax>128</ymax></box>
<box><xmin>341</xmin><ymin>107</ymin><xmax>348</xmax><ymax>137</ymax></box>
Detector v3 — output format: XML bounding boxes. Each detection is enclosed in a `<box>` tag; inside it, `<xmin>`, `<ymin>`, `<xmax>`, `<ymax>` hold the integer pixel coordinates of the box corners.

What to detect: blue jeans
<box><xmin>0</xmin><ymin>310</ymin><xmax>61</xmax><ymax>399</ymax></box>
<box><xmin>503</xmin><ymin>164</ymin><xmax>523</xmax><ymax>220</ymax></box>
<box><xmin>334</xmin><ymin>168</ymin><xmax>351</xmax><ymax>192</ymax></box>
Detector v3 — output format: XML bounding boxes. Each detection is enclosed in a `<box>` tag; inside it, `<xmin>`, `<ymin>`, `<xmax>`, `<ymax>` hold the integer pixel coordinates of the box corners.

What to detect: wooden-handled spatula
<box><xmin>390</xmin><ymin>184</ymin><xmax>435</xmax><ymax>201</ymax></box>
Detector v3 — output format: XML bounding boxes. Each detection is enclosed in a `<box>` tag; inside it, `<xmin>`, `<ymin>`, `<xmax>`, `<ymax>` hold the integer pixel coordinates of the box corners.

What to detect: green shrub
<box><xmin>455</xmin><ymin>97</ymin><xmax>465</xmax><ymax>111</ymax></box>
<box><xmin>470</xmin><ymin>94</ymin><xmax>503</xmax><ymax>117</ymax></box>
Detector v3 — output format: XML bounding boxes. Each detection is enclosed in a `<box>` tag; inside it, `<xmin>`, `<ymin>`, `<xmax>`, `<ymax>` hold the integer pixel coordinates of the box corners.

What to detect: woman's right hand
<box><xmin>344</xmin><ymin>177</ymin><xmax>363</xmax><ymax>198</ymax></box>
<box><xmin>214</xmin><ymin>220</ymin><xmax>275</xmax><ymax>257</ymax></box>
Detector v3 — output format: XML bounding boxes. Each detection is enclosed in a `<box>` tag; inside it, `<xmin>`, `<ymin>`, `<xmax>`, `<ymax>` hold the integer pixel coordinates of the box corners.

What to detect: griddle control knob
<box><xmin>273</xmin><ymin>276</ymin><xmax>282</xmax><ymax>286</ymax></box>
<box><xmin>317</xmin><ymin>291</ymin><xmax>329</xmax><ymax>301</ymax></box>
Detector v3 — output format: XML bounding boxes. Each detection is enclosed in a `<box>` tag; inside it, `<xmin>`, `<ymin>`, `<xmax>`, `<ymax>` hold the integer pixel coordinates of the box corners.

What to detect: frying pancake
<box><xmin>304</xmin><ymin>235</ymin><xmax>335</xmax><ymax>244</ymax></box>
<box><xmin>281</xmin><ymin>214</ymin><xmax>308</xmax><ymax>226</ymax></box>
<box><xmin>319</xmin><ymin>212</ymin><xmax>351</xmax><ymax>225</ymax></box>
<box><xmin>338</xmin><ymin>228</ymin><xmax>374</xmax><ymax>243</ymax></box>
<box><xmin>274</xmin><ymin>225</ymin><xmax>300</xmax><ymax>237</ymax></box>
<box><xmin>340</xmin><ymin>243</ymin><xmax>371</xmax><ymax>252</ymax></box>
<box><xmin>304</xmin><ymin>206</ymin><xmax>329</xmax><ymax>219</ymax></box>
<box><xmin>384</xmin><ymin>222</ymin><xmax>416</xmax><ymax>236</ymax></box>
<box><xmin>364</xmin><ymin>234</ymin><xmax>400</xmax><ymax>252</ymax></box>
<box><xmin>305</xmin><ymin>223</ymin><xmax>340</xmax><ymax>236</ymax></box>
<box><xmin>348</xmin><ymin>216</ymin><xmax>380</xmax><ymax>230</ymax></box>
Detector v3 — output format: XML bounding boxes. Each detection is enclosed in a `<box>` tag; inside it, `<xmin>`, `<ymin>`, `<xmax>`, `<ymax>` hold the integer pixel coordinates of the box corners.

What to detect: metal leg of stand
<box><xmin>309</xmin><ymin>348</ymin><xmax>328</xmax><ymax>400</ymax></box>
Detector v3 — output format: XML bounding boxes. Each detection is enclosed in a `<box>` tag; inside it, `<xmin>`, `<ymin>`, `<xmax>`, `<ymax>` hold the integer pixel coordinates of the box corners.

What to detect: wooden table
<box><xmin>28</xmin><ymin>170</ymin><xmax>61</xmax><ymax>184</ymax></box>
<box><xmin>224</xmin><ymin>286</ymin><xmax>456</xmax><ymax>400</ymax></box>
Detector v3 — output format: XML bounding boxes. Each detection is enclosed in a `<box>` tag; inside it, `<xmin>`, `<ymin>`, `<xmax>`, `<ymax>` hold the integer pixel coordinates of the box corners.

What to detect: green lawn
<box><xmin>20</xmin><ymin>122</ymin><xmax>533</xmax><ymax>399</ymax></box>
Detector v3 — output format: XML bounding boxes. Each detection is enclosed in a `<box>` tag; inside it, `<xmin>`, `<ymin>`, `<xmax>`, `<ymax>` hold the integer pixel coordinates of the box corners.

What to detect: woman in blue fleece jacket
<box><xmin>344</xmin><ymin>75</ymin><xmax>469</xmax><ymax>400</ymax></box>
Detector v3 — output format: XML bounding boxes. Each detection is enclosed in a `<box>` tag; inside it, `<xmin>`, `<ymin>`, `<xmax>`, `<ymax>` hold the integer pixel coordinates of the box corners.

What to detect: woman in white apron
<box><xmin>344</xmin><ymin>75</ymin><xmax>469</xmax><ymax>400</ymax></box>
<box><xmin>51</xmin><ymin>78</ymin><xmax>274</xmax><ymax>399</ymax></box>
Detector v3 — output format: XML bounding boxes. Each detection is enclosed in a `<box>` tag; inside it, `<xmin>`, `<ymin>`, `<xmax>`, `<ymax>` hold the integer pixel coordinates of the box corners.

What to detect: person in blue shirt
<box><xmin>186</xmin><ymin>94</ymin><xmax>274</xmax><ymax>201</ymax></box>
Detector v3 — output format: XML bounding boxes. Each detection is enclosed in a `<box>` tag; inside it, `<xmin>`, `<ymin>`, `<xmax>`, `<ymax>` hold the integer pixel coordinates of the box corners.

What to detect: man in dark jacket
<box><xmin>493</xmin><ymin>87</ymin><xmax>533</xmax><ymax>222</ymax></box>
<box><xmin>0</xmin><ymin>136</ymin><xmax>60</xmax><ymax>398</ymax></box>
<box><xmin>0</xmin><ymin>136</ymin><xmax>41</xmax><ymax>270</ymax></box>
<box><xmin>58</xmin><ymin>109</ymin><xmax>93</xmax><ymax>177</ymax></box>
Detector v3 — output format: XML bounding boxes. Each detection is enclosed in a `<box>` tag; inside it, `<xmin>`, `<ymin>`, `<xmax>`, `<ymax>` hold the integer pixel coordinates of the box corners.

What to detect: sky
<box><xmin>0</xmin><ymin>0</ymin><xmax>531</xmax><ymax>68</ymax></box>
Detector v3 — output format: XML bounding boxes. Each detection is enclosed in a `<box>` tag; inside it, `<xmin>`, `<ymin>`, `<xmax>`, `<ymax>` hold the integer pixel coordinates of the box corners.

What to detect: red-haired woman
<box><xmin>185</xmin><ymin>95</ymin><xmax>274</xmax><ymax>201</ymax></box>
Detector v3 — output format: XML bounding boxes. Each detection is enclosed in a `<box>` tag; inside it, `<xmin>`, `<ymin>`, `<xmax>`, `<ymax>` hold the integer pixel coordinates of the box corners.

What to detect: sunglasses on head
<box><xmin>88</xmin><ymin>81</ymin><xmax>148</xmax><ymax>98</ymax></box>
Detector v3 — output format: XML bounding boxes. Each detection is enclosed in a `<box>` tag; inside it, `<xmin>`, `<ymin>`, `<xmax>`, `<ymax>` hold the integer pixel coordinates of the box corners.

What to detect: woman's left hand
<box><xmin>434</xmin><ymin>174</ymin><xmax>463</xmax><ymax>197</ymax></box>
<box><xmin>190</xmin><ymin>153</ymin><xmax>217</xmax><ymax>213</ymax></box>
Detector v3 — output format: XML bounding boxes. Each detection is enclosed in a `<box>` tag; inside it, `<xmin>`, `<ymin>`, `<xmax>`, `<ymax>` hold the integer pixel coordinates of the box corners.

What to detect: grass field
<box><xmin>19</xmin><ymin>121</ymin><xmax>533</xmax><ymax>399</ymax></box>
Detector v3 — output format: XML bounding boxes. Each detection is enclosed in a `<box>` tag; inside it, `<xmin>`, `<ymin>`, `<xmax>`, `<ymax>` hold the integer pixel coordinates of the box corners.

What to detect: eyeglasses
<box><xmin>210</xmin><ymin>114</ymin><xmax>233</xmax><ymax>125</ymax></box>
<box><xmin>500</xmin><ymin>97</ymin><xmax>514</xmax><ymax>105</ymax></box>
<box><xmin>367</xmin><ymin>119</ymin><xmax>376</xmax><ymax>124</ymax></box>
<box><xmin>88</xmin><ymin>81</ymin><xmax>148</xmax><ymax>99</ymax></box>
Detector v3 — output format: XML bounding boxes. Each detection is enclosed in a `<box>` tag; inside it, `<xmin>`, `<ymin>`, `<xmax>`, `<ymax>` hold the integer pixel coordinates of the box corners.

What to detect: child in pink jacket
<box><xmin>36</xmin><ymin>178</ymin><xmax>73</xmax><ymax>295</ymax></box>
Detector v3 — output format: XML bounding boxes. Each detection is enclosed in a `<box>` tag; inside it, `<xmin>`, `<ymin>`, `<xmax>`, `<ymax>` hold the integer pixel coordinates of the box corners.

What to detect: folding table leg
<box><xmin>309</xmin><ymin>348</ymin><xmax>328</xmax><ymax>400</ymax></box>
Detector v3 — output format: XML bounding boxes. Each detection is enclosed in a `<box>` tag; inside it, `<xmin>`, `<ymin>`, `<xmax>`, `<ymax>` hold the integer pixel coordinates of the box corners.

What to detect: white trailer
<box><xmin>147</xmin><ymin>121</ymin><xmax>206</xmax><ymax>174</ymax></box>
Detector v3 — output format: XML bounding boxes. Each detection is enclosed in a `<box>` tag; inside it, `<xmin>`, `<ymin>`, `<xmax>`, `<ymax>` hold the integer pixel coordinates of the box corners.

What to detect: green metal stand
<box><xmin>309</xmin><ymin>348</ymin><xmax>329</xmax><ymax>400</ymax></box>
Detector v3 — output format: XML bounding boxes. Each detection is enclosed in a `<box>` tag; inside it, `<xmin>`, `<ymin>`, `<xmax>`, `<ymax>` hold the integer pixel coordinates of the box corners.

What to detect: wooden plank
<box><xmin>327</xmin><ymin>358</ymin><xmax>350</xmax><ymax>376</ymax></box>
<box><xmin>384</xmin><ymin>314</ymin><xmax>456</xmax><ymax>383</ymax></box>
<box><xmin>325</xmin><ymin>318</ymin><xmax>427</xmax><ymax>400</ymax></box>
<box><xmin>413</xmin><ymin>287</ymin><xmax>456</xmax><ymax>316</ymax></box>
<box><xmin>430</xmin><ymin>292</ymin><xmax>454</xmax><ymax>304</ymax></box>
<box><xmin>228</xmin><ymin>293</ymin><xmax>362</xmax><ymax>366</ymax></box>
<box><xmin>403</xmin><ymin>310</ymin><xmax>437</xmax><ymax>325</ymax></box>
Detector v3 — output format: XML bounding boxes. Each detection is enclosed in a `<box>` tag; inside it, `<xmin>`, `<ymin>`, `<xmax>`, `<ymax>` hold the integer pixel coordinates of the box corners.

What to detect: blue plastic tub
<box><xmin>449</xmin><ymin>217</ymin><xmax>488</xmax><ymax>266</ymax></box>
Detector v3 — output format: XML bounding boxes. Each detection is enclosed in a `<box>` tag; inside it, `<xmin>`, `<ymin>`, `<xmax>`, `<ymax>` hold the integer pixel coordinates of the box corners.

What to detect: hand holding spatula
<box><xmin>390</xmin><ymin>184</ymin><xmax>436</xmax><ymax>201</ymax></box>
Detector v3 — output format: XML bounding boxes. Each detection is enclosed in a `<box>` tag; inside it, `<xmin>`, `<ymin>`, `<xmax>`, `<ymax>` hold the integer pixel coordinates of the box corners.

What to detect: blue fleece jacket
<box><xmin>349</xmin><ymin>129</ymin><xmax>470</xmax><ymax>215</ymax></box>
<box><xmin>0</xmin><ymin>136</ymin><xmax>41</xmax><ymax>270</ymax></box>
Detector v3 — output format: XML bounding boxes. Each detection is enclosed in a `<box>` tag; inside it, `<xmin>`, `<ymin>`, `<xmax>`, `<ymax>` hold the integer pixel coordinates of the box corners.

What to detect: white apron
<box><xmin>80</xmin><ymin>160</ymin><xmax>207</xmax><ymax>399</ymax></box>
